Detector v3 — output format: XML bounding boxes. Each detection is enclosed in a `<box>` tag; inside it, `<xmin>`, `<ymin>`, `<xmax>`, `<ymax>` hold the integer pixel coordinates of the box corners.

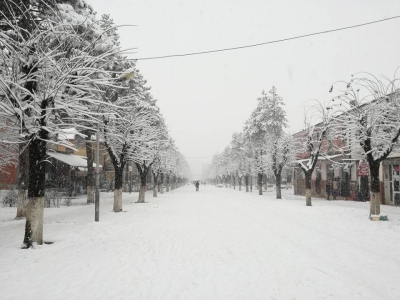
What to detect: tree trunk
<box><xmin>305</xmin><ymin>188</ymin><xmax>311</xmax><ymax>206</ymax></box>
<box><xmin>23</xmin><ymin>134</ymin><xmax>47</xmax><ymax>248</ymax></box>
<box><xmin>305</xmin><ymin>171</ymin><xmax>312</xmax><ymax>206</ymax></box>
<box><xmin>258</xmin><ymin>173</ymin><xmax>263</xmax><ymax>195</ymax></box>
<box><xmin>153</xmin><ymin>173</ymin><xmax>158</xmax><ymax>197</ymax></box>
<box><xmin>114</xmin><ymin>189</ymin><xmax>122</xmax><ymax>212</ymax></box>
<box><xmin>113</xmin><ymin>166</ymin><xmax>124</xmax><ymax>212</ymax></box>
<box><xmin>171</xmin><ymin>176</ymin><xmax>175</xmax><ymax>190</ymax></box>
<box><xmin>24</xmin><ymin>195</ymin><xmax>44</xmax><ymax>248</ymax></box>
<box><xmin>264</xmin><ymin>174</ymin><xmax>268</xmax><ymax>191</ymax></box>
<box><xmin>239</xmin><ymin>176</ymin><xmax>242</xmax><ymax>191</ymax></box>
<box><xmin>87</xmin><ymin>186</ymin><xmax>94</xmax><ymax>204</ymax></box>
<box><xmin>86</xmin><ymin>138</ymin><xmax>94</xmax><ymax>204</ymax></box>
<box><xmin>369</xmin><ymin>162</ymin><xmax>380</xmax><ymax>216</ymax></box>
<box><xmin>166</xmin><ymin>174</ymin><xmax>170</xmax><ymax>192</ymax></box>
<box><xmin>16</xmin><ymin>143</ymin><xmax>29</xmax><ymax>219</ymax></box>
<box><xmin>137</xmin><ymin>168</ymin><xmax>148</xmax><ymax>203</ymax></box>
<box><xmin>16</xmin><ymin>190</ymin><xmax>28</xmax><ymax>219</ymax></box>
<box><xmin>245</xmin><ymin>175</ymin><xmax>249</xmax><ymax>193</ymax></box>
<box><xmin>129</xmin><ymin>164</ymin><xmax>132</xmax><ymax>194</ymax></box>
<box><xmin>161</xmin><ymin>173</ymin><xmax>165</xmax><ymax>194</ymax></box>
<box><xmin>138</xmin><ymin>185</ymin><xmax>146</xmax><ymax>202</ymax></box>
<box><xmin>275</xmin><ymin>171</ymin><xmax>282</xmax><ymax>199</ymax></box>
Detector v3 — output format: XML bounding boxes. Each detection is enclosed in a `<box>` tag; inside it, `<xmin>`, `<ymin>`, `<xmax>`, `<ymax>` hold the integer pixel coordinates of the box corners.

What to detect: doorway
<box><xmin>391</xmin><ymin>165</ymin><xmax>400</xmax><ymax>205</ymax></box>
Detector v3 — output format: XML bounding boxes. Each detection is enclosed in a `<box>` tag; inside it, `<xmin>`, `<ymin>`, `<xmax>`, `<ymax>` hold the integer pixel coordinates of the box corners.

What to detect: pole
<box><xmin>95</xmin><ymin>123</ymin><xmax>100</xmax><ymax>222</ymax></box>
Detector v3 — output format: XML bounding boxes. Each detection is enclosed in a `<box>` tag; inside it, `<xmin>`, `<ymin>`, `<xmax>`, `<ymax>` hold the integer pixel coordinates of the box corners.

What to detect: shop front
<box><xmin>382</xmin><ymin>154</ymin><xmax>400</xmax><ymax>206</ymax></box>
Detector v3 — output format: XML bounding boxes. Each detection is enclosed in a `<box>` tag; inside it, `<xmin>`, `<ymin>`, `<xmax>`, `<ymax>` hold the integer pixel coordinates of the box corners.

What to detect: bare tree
<box><xmin>133</xmin><ymin>108</ymin><xmax>167</xmax><ymax>203</ymax></box>
<box><xmin>329</xmin><ymin>72</ymin><xmax>400</xmax><ymax>216</ymax></box>
<box><xmin>103</xmin><ymin>103</ymin><xmax>155</xmax><ymax>211</ymax></box>
<box><xmin>293</xmin><ymin>102</ymin><xmax>332</xmax><ymax>206</ymax></box>
<box><xmin>268</xmin><ymin>133</ymin><xmax>295</xmax><ymax>199</ymax></box>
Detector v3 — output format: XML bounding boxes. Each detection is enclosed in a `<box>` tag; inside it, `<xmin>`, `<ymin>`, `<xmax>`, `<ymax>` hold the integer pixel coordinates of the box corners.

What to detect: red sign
<box><xmin>358</xmin><ymin>163</ymin><xmax>369</xmax><ymax>176</ymax></box>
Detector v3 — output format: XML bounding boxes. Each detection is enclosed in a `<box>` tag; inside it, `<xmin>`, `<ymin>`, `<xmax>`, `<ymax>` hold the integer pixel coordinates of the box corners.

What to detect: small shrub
<box><xmin>44</xmin><ymin>189</ymin><xmax>63</xmax><ymax>208</ymax></box>
<box><xmin>64</xmin><ymin>196</ymin><xmax>72</xmax><ymax>206</ymax></box>
<box><xmin>2</xmin><ymin>188</ymin><xmax>17</xmax><ymax>207</ymax></box>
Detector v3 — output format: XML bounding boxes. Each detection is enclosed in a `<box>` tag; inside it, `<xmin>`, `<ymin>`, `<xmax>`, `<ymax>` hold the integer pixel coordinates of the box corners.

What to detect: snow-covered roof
<box><xmin>387</xmin><ymin>152</ymin><xmax>400</xmax><ymax>159</ymax></box>
<box><xmin>58</xmin><ymin>128</ymin><xmax>81</xmax><ymax>141</ymax></box>
<box><xmin>47</xmin><ymin>152</ymin><xmax>101</xmax><ymax>168</ymax></box>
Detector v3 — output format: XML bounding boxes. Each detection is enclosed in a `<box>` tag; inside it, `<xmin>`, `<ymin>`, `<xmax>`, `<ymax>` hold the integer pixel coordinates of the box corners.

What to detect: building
<box><xmin>292</xmin><ymin>108</ymin><xmax>400</xmax><ymax>206</ymax></box>
<box><xmin>0</xmin><ymin>164</ymin><xmax>17</xmax><ymax>190</ymax></box>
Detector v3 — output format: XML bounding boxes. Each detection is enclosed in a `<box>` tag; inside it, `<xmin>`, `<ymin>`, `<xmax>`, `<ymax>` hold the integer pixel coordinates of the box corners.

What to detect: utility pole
<box><xmin>95</xmin><ymin>123</ymin><xmax>100</xmax><ymax>222</ymax></box>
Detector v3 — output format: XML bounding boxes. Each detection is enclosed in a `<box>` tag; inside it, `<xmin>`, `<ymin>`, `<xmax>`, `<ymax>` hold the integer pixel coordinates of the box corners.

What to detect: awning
<box><xmin>47</xmin><ymin>152</ymin><xmax>102</xmax><ymax>169</ymax></box>
<box><xmin>388</xmin><ymin>152</ymin><xmax>400</xmax><ymax>158</ymax></box>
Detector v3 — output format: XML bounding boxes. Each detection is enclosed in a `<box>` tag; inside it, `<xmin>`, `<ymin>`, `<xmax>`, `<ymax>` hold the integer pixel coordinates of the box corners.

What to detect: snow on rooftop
<box><xmin>47</xmin><ymin>152</ymin><xmax>101</xmax><ymax>168</ymax></box>
<box><xmin>388</xmin><ymin>152</ymin><xmax>400</xmax><ymax>158</ymax></box>
<box><xmin>57</xmin><ymin>128</ymin><xmax>81</xmax><ymax>141</ymax></box>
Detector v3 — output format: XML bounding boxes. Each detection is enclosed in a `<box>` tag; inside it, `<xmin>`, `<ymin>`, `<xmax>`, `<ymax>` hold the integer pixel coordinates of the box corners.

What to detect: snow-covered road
<box><xmin>1</xmin><ymin>185</ymin><xmax>400</xmax><ymax>300</ymax></box>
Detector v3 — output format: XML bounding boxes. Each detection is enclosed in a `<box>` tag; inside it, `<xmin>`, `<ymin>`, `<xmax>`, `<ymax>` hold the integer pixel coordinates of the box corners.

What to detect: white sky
<box><xmin>93</xmin><ymin>0</ymin><xmax>400</xmax><ymax>178</ymax></box>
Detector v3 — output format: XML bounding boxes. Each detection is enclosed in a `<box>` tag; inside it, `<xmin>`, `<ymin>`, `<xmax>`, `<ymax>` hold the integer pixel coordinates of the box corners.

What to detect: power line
<box><xmin>134</xmin><ymin>15</ymin><xmax>400</xmax><ymax>61</ymax></box>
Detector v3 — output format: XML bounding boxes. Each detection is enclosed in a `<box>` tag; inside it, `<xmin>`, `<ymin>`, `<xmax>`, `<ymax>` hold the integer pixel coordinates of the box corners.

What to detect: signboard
<box><xmin>358</xmin><ymin>162</ymin><xmax>369</xmax><ymax>176</ymax></box>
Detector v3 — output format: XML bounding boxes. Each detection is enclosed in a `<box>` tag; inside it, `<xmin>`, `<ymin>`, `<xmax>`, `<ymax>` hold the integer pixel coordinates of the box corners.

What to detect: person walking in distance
<box><xmin>326</xmin><ymin>179</ymin><xmax>332</xmax><ymax>200</ymax></box>
<box><xmin>195</xmin><ymin>181</ymin><xmax>199</xmax><ymax>192</ymax></box>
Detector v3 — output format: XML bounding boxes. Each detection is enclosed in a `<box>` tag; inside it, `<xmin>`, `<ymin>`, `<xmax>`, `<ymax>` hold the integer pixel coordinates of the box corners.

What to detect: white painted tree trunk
<box><xmin>15</xmin><ymin>189</ymin><xmax>28</xmax><ymax>219</ymax></box>
<box><xmin>306</xmin><ymin>188</ymin><xmax>312</xmax><ymax>206</ymax></box>
<box><xmin>24</xmin><ymin>196</ymin><xmax>44</xmax><ymax>247</ymax></box>
<box><xmin>87</xmin><ymin>186</ymin><xmax>94</xmax><ymax>205</ymax></box>
<box><xmin>153</xmin><ymin>186</ymin><xmax>158</xmax><ymax>197</ymax></box>
<box><xmin>138</xmin><ymin>186</ymin><xmax>146</xmax><ymax>203</ymax></box>
<box><xmin>370</xmin><ymin>192</ymin><xmax>380</xmax><ymax>216</ymax></box>
<box><xmin>257</xmin><ymin>174</ymin><xmax>263</xmax><ymax>195</ymax></box>
<box><xmin>16</xmin><ymin>142</ymin><xmax>29</xmax><ymax>219</ymax></box>
<box><xmin>113</xmin><ymin>188</ymin><xmax>122</xmax><ymax>212</ymax></box>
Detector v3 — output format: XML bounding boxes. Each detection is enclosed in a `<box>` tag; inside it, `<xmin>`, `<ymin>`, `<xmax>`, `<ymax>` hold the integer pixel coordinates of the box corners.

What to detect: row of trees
<box><xmin>205</xmin><ymin>87</ymin><xmax>294</xmax><ymax>200</ymax></box>
<box><xmin>206</xmin><ymin>73</ymin><xmax>400</xmax><ymax>217</ymax></box>
<box><xmin>0</xmin><ymin>0</ymin><xmax>190</xmax><ymax>248</ymax></box>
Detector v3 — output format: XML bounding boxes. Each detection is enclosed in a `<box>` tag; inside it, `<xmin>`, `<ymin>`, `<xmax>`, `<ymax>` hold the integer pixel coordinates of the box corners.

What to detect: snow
<box><xmin>1</xmin><ymin>186</ymin><xmax>400</xmax><ymax>299</ymax></box>
<box><xmin>118</xmin><ymin>67</ymin><xmax>135</xmax><ymax>81</ymax></box>
<box><xmin>57</xmin><ymin>128</ymin><xmax>82</xmax><ymax>140</ymax></box>
<box><xmin>47</xmin><ymin>152</ymin><xmax>101</xmax><ymax>168</ymax></box>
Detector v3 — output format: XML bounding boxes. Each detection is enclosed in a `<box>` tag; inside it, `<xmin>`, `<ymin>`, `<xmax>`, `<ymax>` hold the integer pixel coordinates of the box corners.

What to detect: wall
<box><xmin>0</xmin><ymin>164</ymin><xmax>17</xmax><ymax>190</ymax></box>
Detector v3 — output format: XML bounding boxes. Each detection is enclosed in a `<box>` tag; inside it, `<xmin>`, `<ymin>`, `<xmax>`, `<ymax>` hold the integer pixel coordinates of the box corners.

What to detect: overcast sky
<box><xmin>93</xmin><ymin>0</ymin><xmax>400</xmax><ymax>178</ymax></box>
